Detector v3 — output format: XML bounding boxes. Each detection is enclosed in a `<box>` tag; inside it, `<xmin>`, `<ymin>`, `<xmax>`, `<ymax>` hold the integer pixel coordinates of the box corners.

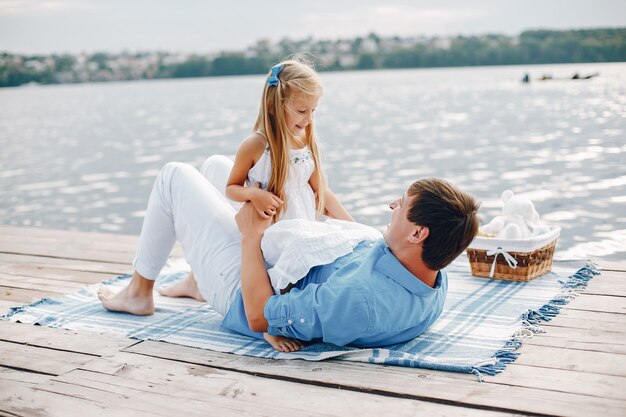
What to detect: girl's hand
<box><xmin>249</xmin><ymin>187</ymin><xmax>283</xmax><ymax>219</ymax></box>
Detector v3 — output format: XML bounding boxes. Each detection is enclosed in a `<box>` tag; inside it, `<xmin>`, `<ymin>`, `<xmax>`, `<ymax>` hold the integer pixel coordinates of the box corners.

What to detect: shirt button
<box><xmin>300</xmin><ymin>319</ymin><xmax>305</xmax><ymax>324</ymax></box>
<box><xmin>287</xmin><ymin>319</ymin><xmax>293</xmax><ymax>324</ymax></box>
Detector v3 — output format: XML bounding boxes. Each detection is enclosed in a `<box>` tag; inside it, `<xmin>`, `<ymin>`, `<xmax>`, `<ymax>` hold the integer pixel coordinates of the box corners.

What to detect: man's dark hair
<box><xmin>407</xmin><ymin>178</ymin><xmax>480</xmax><ymax>270</ymax></box>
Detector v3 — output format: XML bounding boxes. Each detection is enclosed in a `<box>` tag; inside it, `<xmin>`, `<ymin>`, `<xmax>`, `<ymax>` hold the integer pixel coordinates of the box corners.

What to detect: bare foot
<box><xmin>98</xmin><ymin>274</ymin><xmax>155</xmax><ymax>315</ymax></box>
<box><xmin>157</xmin><ymin>272</ymin><xmax>205</xmax><ymax>302</ymax></box>
<box><xmin>263</xmin><ymin>333</ymin><xmax>305</xmax><ymax>352</ymax></box>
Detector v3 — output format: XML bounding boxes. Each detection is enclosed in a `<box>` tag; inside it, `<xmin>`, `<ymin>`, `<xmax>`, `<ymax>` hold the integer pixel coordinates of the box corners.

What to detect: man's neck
<box><xmin>390</xmin><ymin>246</ymin><xmax>439</xmax><ymax>288</ymax></box>
<box><xmin>407</xmin><ymin>263</ymin><xmax>438</xmax><ymax>288</ymax></box>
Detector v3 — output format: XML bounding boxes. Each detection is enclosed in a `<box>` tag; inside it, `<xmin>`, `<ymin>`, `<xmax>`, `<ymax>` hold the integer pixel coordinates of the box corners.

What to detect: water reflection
<box><xmin>1</xmin><ymin>62</ymin><xmax>625</xmax><ymax>261</ymax></box>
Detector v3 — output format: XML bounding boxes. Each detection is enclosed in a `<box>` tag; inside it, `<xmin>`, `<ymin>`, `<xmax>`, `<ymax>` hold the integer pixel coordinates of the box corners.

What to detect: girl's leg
<box><xmin>99</xmin><ymin>162</ymin><xmax>242</xmax><ymax>316</ymax></box>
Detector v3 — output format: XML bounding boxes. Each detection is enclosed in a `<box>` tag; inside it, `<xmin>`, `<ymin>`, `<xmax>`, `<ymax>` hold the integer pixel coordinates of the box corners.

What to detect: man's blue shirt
<box><xmin>221</xmin><ymin>240</ymin><xmax>448</xmax><ymax>348</ymax></box>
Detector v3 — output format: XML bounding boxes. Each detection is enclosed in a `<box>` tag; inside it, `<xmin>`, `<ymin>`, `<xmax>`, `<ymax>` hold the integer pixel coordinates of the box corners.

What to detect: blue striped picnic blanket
<box><xmin>2</xmin><ymin>258</ymin><xmax>599</xmax><ymax>380</ymax></box>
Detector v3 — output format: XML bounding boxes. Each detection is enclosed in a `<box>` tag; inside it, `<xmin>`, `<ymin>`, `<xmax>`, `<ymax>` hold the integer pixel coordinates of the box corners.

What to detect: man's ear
<box><xmin>408</xmin><ymin>227</ymin><xmax>429</xmax><ymax>244</ymax></box>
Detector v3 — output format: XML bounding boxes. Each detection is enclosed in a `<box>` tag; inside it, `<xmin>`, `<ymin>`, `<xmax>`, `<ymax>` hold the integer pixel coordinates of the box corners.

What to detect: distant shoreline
<box><xmin>2</xmin><ymin>28</ymin><xmax>625</xmax><ymax>88</ymax></box>
<box><xmin>4</xmin><ymin>61</ymin><xmax>623</xmax><ymax>90</ymax></box>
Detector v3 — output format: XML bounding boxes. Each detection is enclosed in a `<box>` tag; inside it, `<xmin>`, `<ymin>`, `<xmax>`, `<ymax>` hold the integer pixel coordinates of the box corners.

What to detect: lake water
<box><xmin>1</xmin><ymin>62</ymin><xmax>625</xmax><ymax>262</ymax></box>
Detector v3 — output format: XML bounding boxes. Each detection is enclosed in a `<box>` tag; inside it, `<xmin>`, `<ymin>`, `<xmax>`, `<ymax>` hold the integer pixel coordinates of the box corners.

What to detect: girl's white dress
<box><xmin>246</xmin><ymin>145</ymin><xmax>317</xmax><ymax>221</ymax></box>
<box><xmin>199</xmin><ymin>153</ymin><xmax>382</xmax><ymax>295</ymax></box>
<box><xmin>245</xmin><ymin>145</ymin><xmax>382</xmax><ymax>294</ymax></box>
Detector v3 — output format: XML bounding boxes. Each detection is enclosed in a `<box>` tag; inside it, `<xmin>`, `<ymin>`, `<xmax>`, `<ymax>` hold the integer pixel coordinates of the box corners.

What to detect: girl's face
<box><xmin>283</xmin><ymin>92</ymin><xmax>319</xmax><ymax>140</ymax></box>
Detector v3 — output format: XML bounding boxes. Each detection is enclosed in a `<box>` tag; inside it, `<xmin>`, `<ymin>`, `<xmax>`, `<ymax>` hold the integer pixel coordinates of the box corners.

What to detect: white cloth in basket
<box><xmin>469</xmin><ymin>226</ymin><xmax>561</xmax><ymax>252</ymax></box>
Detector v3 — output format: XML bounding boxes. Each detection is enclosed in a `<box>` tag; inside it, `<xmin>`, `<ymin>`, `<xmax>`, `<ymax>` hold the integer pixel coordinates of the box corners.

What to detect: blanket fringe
<box><xmin>470</xmin><ymin>262</ymin><xmax>600</xmax><ymax>382</ymax></box>
<box><xmin>1</xmin><ymin>296</ymin><xmax>57</xmax><ymax>320</ymax></box>
<box><xmin>1</xmin><ymin>274</ymin><xmax>133</xmax><ymax>321</ymax></box>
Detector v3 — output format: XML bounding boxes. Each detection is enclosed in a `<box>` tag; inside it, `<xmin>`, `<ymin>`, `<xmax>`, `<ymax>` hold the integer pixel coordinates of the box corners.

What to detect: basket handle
<box><xmin>486</xmin><ymin>247</ymin><xmax>518</xmax><ymax>277</ymax></box>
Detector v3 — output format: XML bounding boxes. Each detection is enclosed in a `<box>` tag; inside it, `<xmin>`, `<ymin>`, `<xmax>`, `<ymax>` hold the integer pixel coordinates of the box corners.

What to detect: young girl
<box><xmin>159</xmin><ymin>59</ymin><xmax>353</xmax><ymax>352</ymax></box>
<box><xmin>227</xmin><ymin>59</ymin><xmax>353</xmax><ymax>223</ymax></box>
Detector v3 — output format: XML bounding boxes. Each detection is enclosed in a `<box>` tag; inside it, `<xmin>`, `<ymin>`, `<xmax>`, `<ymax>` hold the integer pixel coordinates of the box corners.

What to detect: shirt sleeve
<box><xmin>263</xmin><ymin>278</ymin><xmax>370</xmax><ymax>346</ymax></box>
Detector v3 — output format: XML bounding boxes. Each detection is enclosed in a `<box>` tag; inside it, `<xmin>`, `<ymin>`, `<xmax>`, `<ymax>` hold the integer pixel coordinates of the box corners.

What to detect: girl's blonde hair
<box><xmin>253</xmin><ymin>58</ymin><xmax>326</xmax><ymax>220</ymax></box>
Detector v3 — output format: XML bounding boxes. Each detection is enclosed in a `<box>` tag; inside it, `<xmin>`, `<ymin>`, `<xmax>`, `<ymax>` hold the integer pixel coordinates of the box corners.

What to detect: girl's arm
<box><xmin>324</xmin><ymin>189</ymin><xmax>354</xmax><ymax>221</ymax></box>
<box><xmin>309</xmin><ymin>171</ymin><xmax>354</xmax><ymax>221</ymax></box>
<box><xmin>225</xmin><ymin>135</ymin><xmax>263</xmax><ymax>202</ymax></box>
<box><xmin>227</xmin><ymin>135</ymin><xmax>283</xmax><ymax>219</ymax></box>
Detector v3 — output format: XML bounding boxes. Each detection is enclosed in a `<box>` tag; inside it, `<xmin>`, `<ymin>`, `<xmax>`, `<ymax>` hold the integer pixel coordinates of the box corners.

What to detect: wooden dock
<box><xmin>0</xmin><ymin>225</ymin><xmax>625</xmax><ymax>417</ymax></box>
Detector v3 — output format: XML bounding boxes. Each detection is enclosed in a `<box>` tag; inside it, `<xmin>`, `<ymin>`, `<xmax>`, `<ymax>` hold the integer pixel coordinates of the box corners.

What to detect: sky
<box><xmin>1</xmin><ymin>0</ymin><xmax>625</xmax><ymax>55</ymax></box>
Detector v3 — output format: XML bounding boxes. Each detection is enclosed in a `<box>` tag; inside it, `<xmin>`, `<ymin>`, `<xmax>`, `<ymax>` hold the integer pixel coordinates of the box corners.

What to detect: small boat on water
<box><xmin>521</xmin><ymin>72</ymin><xmax>599</xmax><ymax>83</ymax></box>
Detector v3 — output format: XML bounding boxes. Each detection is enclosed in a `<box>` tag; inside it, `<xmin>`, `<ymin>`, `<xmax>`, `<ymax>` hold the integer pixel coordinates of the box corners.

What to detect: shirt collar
<box><xmin>375</xmin><ymin>243</ymin><xmax>442</xmax><ymax>295</ymax></box>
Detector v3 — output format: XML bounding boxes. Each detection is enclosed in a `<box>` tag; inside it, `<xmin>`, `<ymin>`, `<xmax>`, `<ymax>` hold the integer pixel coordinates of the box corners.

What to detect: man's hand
<box><xmin>235</xmin><ymin>201</ymin><xmax>272</xmax><ymax>239</ymax></box>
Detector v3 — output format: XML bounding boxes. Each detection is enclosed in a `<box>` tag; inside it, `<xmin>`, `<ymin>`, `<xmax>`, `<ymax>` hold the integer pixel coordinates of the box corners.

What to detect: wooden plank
<box><xmin>565</xmin><ymin>293</ymin><xmax>626</xmax><ymax>314</ymax></box>
<box><xmin>38</xmin><ymin>376</ymin><xmax>363</xmax><ymax>417</ymax></box>
<box><xmin>528</xmin><ymin>333</ymin><xmax>626</xmax><ymax>355</ymax></box>
<box><xmin>0</xmin><ymin>341</ymin><xmax>96</xmax><ymax>375</ymax></box>
<box><xmin>495</xmin><ymin>363</ymin><xmax>626</xmax><ymax>402</ymax></box>
<box><xmin>0</xmin><ymin>225</ymin><xmax>137</xmax><ymax>244</ymax></box>
<box><xmin>1</xmin><ymin>231</ymin><xmax>138</xmax><ymax>256</ymax></box>
<box><xmin>0</xmin><ymin>273</ymin><xmax>85</xmax><ymax>293</ymax></box>
<box><xmin>123</xmin><ymin>341</ymin><xmax>626</xmax><ymax>417</ymax></box>
<box><xmin>590</xmin><ymin>258</ymin><xmax>626</xmax><ymax>272</ymax></box>
<box><xmin>0</xmin><ymin>225</ymin><xmax>182</xmax><ymax>258</ymax></box>
<box><xmin>66</xmin><ymin>356</ymin><xmax>513</xmax><ymax>417</ymax></box>
<box><xmin>0</xmin><ymin>321</ymin><xmax>137</xmax><ymax>356</ymax></box>
<box><xmin>0</xmin><ymin>241</ymin><xmax>134</xmax><ymax>264</ymax></box>
<box><xmin>0</xmin><ymin>299</ymin><xmax>23</xmax><ymax>315</ymax></box>
<box><xmin>82</xmin><ymin>350</ymin><xmax>626</xmax><ymax>409</ymax></box>
<box><xmin>529</xmin><ymin>324</ymin><xmax>626</xmax><ymax>354</ymax></box>
<box><xmin>2</xmin><ymin>380</ymin><xmax>205</xmax><ymax>417</ymax></box>
<box><xmin>0</xmin><ymin>380</ymin><xmax>160</xmax><ymax>417</ymax></box>
<box><xmin>582</xmin><ymin>270</ymin><xmax>626</xmax><ymax>297</ymax></box>
<box><xmin>544</xmin><ymin>312</ymin><xmax>626</xmax><ymax>335</ymax></box>
<box><xmin>10</xmin><ymin>306</ymin><xmax>622</xmax><ymax>399</ymax></box>
<box><xmin>514</xmin><ymin>344</ymin><xmax>626</xmax><ymax>376</ymax></box>
<box><xmin>0</xmin><ymin>225</ymin><xmax>138</xmax><ymax>241</ymax></box>
<box><xmin>0</xmin><ymin>367</ymin><xmax>52</xmax><ymax>386</ymax></box>
<box><xmin>0</xmin><ymin>286</ymin><xmax>57</xmax><ymax>304</ymax></box>
<box><xmin>544</xmin><ymin>309</ymin><xmax>626</xmax><ymax>333</ymax></box>
<box><xmin>0</xmin><ymin>263</ymin><xmax>114</xmax><ymax>284</ymax></box>
<box><xmin>0</xmin><ymin>251</ymin><xmax>179</xmax><ymax>275</ymax></box>
<box><xmin>0</xmin><ymin>253</ymin><xmax>131</xmax><ymax>274</ymax></box>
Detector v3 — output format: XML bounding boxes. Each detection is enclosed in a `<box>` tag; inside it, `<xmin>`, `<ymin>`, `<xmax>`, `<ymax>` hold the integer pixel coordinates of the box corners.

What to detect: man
<box><xmin>99</xmin><ymin>161</ymin><xmax>479</xmax><ymax>350</ymax></box>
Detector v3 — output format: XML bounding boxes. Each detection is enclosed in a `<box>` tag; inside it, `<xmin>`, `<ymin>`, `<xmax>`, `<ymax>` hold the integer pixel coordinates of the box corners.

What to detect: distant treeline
<box><xmin>373</xmin><ymin>28</ymin><xmax>626</xmax><ymax>68</ymax></box>
<box><xmin>1</xmin><ymin>28</ymin><xmax>625</xmax><ymax>88</ymax></box>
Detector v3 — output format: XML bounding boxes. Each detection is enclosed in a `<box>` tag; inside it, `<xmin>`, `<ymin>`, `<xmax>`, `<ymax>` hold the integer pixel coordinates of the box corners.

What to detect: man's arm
<box><xmin>235</xmin><ymin>202</ymin><xmax>274</xmax><ymax>332</ymax></box>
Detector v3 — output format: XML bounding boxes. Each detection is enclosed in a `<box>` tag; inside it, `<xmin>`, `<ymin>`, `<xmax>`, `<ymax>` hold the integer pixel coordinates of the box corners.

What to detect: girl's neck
<box><xmin>256</xmin><ymin>129</ymin><xmax>307</xmax><ymax>150</ymax></box>
<box><xmin>289</xmin><ymin>134</ymin><xmax>307</xmax><ymax>150</ymax></box>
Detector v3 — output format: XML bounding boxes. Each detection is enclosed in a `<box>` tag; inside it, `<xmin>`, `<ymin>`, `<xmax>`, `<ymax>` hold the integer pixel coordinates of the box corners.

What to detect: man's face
<box><xmin>383</xmin><ymin>191</ymin><xmax>416</xmax><ymax>247</ymax></box>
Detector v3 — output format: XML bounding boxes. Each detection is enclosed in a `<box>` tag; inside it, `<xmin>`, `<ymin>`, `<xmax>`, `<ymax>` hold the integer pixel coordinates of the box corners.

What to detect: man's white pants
<box><xmin>133</xmin><ymin>155</ymin><xmax>242</xmax><ymax>316</ymax></box>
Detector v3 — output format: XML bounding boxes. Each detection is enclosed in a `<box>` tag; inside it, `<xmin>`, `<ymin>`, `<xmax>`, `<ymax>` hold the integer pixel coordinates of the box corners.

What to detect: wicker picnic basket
<box><xmin>466</xmin><ymin>226</ymin><xmax>561</xmax><ymax>282</ymax></box>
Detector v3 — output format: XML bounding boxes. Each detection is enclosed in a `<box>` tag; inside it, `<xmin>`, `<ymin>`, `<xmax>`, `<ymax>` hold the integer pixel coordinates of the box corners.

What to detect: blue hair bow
<box><xmin>267</xmin><ymin>64</ymin><xmax>284</xmax><ymax>87</ymax></box>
